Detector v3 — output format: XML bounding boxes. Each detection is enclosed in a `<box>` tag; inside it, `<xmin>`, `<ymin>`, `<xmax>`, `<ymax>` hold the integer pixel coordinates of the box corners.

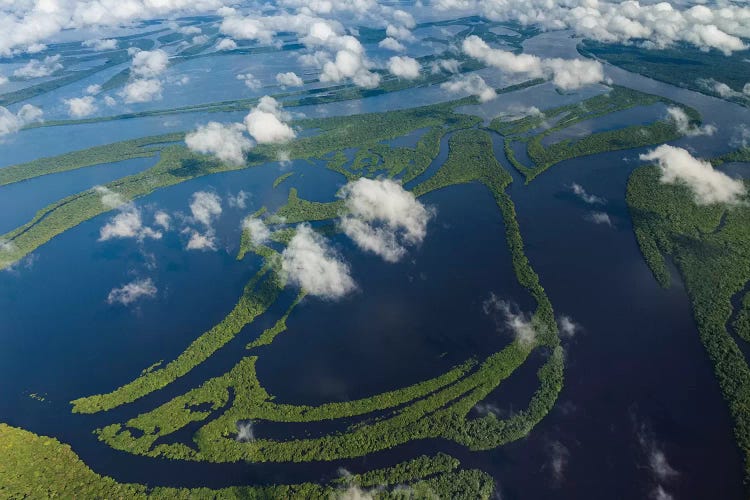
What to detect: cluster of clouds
<box><xmin>185</xmin><ymin>96</ymin><xmax>296</xmax><ymax>165</ymax></box>
<box><xmin>121</xmin><ymin>49</ymin><xmax>169</xmax><ymax>104</ymax></box>
<box><xmin>462</xmin><ymin>36</ymin><xmax>605</xmax><ymax>90</ymax></box>
<box><xmin>13</xmin><ymin>55</ymin><xmax>63</xmax><ymax>78</ymax></box>
<box><xmin>0</xmin><ymin>104</ymin><xmax>43</xmax><ymax>138</ymax></box>
<box><xmin>276</xmin><ymin>178</ymin><xmax>432</xmax><ymax>299</ymax></box>
<box><xmin>435</xmin><ymin>0</ymin><xmax>750</xmax><ymax>55</ymax></box>
<box><xmin>95</xmin><ymin>186</ymin><xmax>165</xmax><ymax>242</ymax></box>
<box><xmin>640</xmin><ymin>145</ymin><xmax>746</xmax><ymax>205</ymax></box>
<box><xmin>482</xmin><ymin>293</ymin><xmax>537</xmax><ymax>346</ymax></box>
<box><xmin>338</xmin><ymin>178</ymin><xmax>432</xmax><ymax>263</ymax></box>
<box><xmin>571</xmin><ymin>183</ymin><xmax>605</xmax><ymax>205</ymax></box>
<box><xmin>184</xmin><ymin>191</ymin><xmax>223</xmax><ymax>251</ymax></box>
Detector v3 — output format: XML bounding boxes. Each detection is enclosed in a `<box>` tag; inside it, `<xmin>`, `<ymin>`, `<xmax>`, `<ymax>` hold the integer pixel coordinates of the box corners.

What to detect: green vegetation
<box><xmin>491</xmin><ymin>85</ymin><xmax>700</xmax><ymax>182</ymax></box>
<box><xmin>627</xmin><ymin>165</ymin><xmax>750</xmax><ymax>482</ymax></box>
<box><xmin>579</xmin><ymin>40</ymin><xmax>750</xmax><ymax>107</ymax></box>
<box><xmin>247</xmin><ymin>292</ymin><xmax>305</xmax><ymax>349</ymax></box>
<box><xmin>735</xmin><ymin>292</ymin><xmax>750</xmax><ymax>343</ymax></box>
<box><xmin>0</xmin><ymin>133</ymin><xmax>181</xmax><ymax>187</ymax></box>
<box><xmin>272</xmin><ymin>188</ymin><xmax>345</xmax><ymax>224</ymax></box>
<box><xmin>0</xmin><ymin>423</ymin><xmax>492</xmax><ymax>499</ymax></box>
<box><xmin>93</xmin><ymin>128</ymin><xmax>562</xmax><ymax>469</ymax></box>
<box><xmin>272</xmin><ymin>171</ymin><xmax>295</xmax><ymax>188</ymax></box>
<box><xmin>71</xmin><ymin>267</ymin><xmax>282</xmax><ymax>414</ymax></box>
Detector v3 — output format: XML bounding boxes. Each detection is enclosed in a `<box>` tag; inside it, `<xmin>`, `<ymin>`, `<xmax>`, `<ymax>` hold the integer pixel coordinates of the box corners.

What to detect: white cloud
<box><xmin>548</xmin><ymin>441</ymin><xmax>569</xmax><ymax>483</ymax></box>
<box><xmin>216</xmin><ymin>38</ymin><xmax>237</xmax><ymax>50</ymax></box>
<box><xmin>585</xmin><ymin>211</ymin><xmax>613</xmax><ymax>226</ymax></box>
<box><xmin>13</xmin><ymin>55</ymin><xmax>63</xmax><ymax>78</ymax></box>
<box><xmin>94</xmin><ymin>185</ymin><xmax>126</xmax><ymax>209</ymax></box>
<box><xmin>557</xmin><ymin>315</ymin><xmax>579</xmax><ymax>338</ymax></box>
<box><xmin>387</xmin><ymin>55</ymin><xmax>420</xmax><ymax>80</ymax></box>
<box><xmin>430</xmin><ymin>59</ymin><xmax>460</xmax><ymax>74</ymax></box>
<box><xmin>282</xmin><ymin>224</ymin><xmax>355</xmax><ymax>299</ymax></box>
<box><xmin>185</xmin><ymin>122</ymin><xmax>253</xmax><ymax>166</ymax></box>
<box><xmin>154</xmin><ymin>211</ymin><xmax>171</xmax><ymax>230</ymax></box>
<box><xmin>237</xmin><ymin>72</ymin><xmax>262</xmax><ymax>90</ymax></box>
<box><xmin>276</xmin><ymin>71</ymin><xmax>304</xmax><ymax>87</ymax></box>
<box><xmin>83</xmin><ymin>38</ymin><xmax>117</xmax><ymax>51</ymax></box>
<box><xmin>436</xmin><ymin>0</ymin><xmax>750</xmax><ymax>55</ymax></box>
<box><xmin>441</xmin><ymin>74</ymin><xmax>497</xmax><ymax>102</ymax></box>
<box><xmin>86</xmin><ymin>84</ymin><xmax>101</xmax><ymax>95</ymax></box>
<box><xmin>244</xmin><ymin>96</ymin><xmax>296</xmax><ymax>144</ymax></box>
<box><xmin>186</xmin><ymin>230</ymin><xmax>217</xmax><ymax>251</ymax></box>
<box><xmin>0</xmin><ymin>104</ymin><xmax>43</xmax><ymax>137</ymax></box>
<box><xmin>107</xmin><ymin>278</ymin><xmax>157</xmax><ymax>305</ymax></box>
<box><xmin>570</xmin><ymin>183</ymin><xmax>605</xmax><ymax>204</ymax></box>
<box><xmin>640</xmin><ymin>145</ymin><xmax>746</xmax><ymax>205</ymax></box>
<box><xmin>236</xmin><ymin>421</ymin><xmax>254</xmax><ymax>442</ymax></box>
<box><xmin>0</xmin><ymin>75</ymin><xmax>7</xmax><ymax>85</ymax></box>
<box><xmin>339</xmin><ymin>178</ymin><xmax>431</xmax><ymax>262</ymax></box>
<box><xmin>242</xmin><ymin>216</ymin><xmax>270</xmax><ymax>246</ymax></box>
<box><xmin>463</xmin><ymin>36</ymin><xmax>604</xmax><ymax>90</ymax></box>
<box><xmin>104</xmin><ymin>95</ymin><xmax>117</xmax><ymax>107</ymax></box>
<box><xmin>483</xmin><ymin>294</ymin><xmax>537</xmax><ymax>346</ymax></box>
<box><xmin>64</xmin><ymin>95</ymin><xmax>97</xmax><ymax>118</ymax></box>
<box><xmin>99</xmin><ymin>206</ymin><xmax>162</xmax><ymax>241</ymax></box>
<box><xmin>379</xmin><ymin>37</ymin><xmax>405</xmax><ymax>52</ymax></box>
<box><xmin>190</xmin><ymin>191</ymin><xmax>222</xmax><ymax>226</ymax></box>
<box><xmin>130</xmin><ymin>49</ymin><xmax>169</xmax><ymax>78</ymax></box>
<box><xmin>228</xmin><ymin>190</ymin><xmax>249</xmax><ymax>209</ymax></box>
<box><xmin>121</xmin><ymin>78</ymin><xmax>163</xmax><ymax>103</ymax></box>
<box><xmin>666</xmin><ymin>106</ymin><xmax>716</xmax><ymax>137</ymax></box>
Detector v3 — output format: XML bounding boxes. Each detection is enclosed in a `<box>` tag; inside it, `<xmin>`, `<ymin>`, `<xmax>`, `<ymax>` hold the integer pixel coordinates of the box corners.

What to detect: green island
<box><xmin>0</xmin><ymin>423</ymin><xmax>493</xmax><ymax>498</ymax></box>
<box><xmin>626</xmin><ymin>162</ymin><xmax>750</xmax><ymax>482</ymax></box>
<box><xmin>490</xmin><ymin>85</ymin><xmax>700</xmax><ymax>182</ymax></box>
<box><xmin>578</xmin><ymin>40</ymin><xmax>750</xmax><ymax>107</ymax></box>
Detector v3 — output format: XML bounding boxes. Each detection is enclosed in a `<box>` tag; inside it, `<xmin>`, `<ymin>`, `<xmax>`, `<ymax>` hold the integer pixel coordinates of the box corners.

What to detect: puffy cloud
<box><xmin>379</xmin><ymin>37</ymin><xmax>405</xmax><ymax>52</ymax></box>
<box><xmin>441</xmin><ymin>74</ymin><xmax>497</xmax><ymax>102</ymax></box>
<box><xmin>0</xmin><ymin>0</ymin><xmax>227</xmax><ymax>56</ymax></box>
<box><xmin>13</xmin><ymin>55</ymin><xmax>62</xmax><ymax>78</ymax></box>
<box><xmin>242</xmin><ymin>216</ymin><xmax>270</xmax><ymax>246</ymax></box>
<box><xmin>94</xmin><ymin>185</ymin><xmax>126</xmax><ymax>209</ymax></box>
<box><xmin>216</xmin><ymin>38</ymin><xmax>237</xmax><ymax>50</ymax></box>
<box><xmin>637</xmin><ymin>421</ymin><xmax>678</xmax><ymax>500</ymax></box>
<box><xmin>557</xmin><ymin>315</ymin><xmax>579</xmax><ymax>338</ymax></box>
<box><xmin>387</xmin><ymin>55</ymin><xmax>420</xmax><ymax>80</ymax></box>
<box><xmin>154</xmin><ymin>211</ymin><xmax>171</xmax><ymax>230</ymax></box>
<box><xmin>282</xmin><ymin>224</ymin><xmax>356</xmax><ymax>299</ymax></box>
<box><xmin>64</xmin><ymin>95</ymin><xmax>97</xmax><ymax>118</ymax></box>
<box><xmin>107</xmin><ymin>278</ymin><xmax>157</xmax><ymax>305</ymax></box>
<box><xmin>640</xmin><ymin>145</ymin><xmax>746</xmax><ymax>205</ymax></box>
<box><xmin>220</xmin><ymin>15</ymin><xmax>276</xmax><ymax>45</ymax></box>
<box><xmin>666</xmin><ymin>106</ymin><xmax>716</xmax><ymax>137</ymax></box>
<box><xmin>185</xmin><ymin>122</ymin><xmax>253</xmax><ymax>166</ymax></box>
<box><xmin>320</xmin><ymin>47</ymin><xmax>381</xmax><ymax>88</ymax></box>
<box><xmin>585</xmin><ymin>211</ymin><xmax>613</xmax><ymax>226</ymax></box>
<box><xmin>463</xmin><ymin>36</ymin><xmax>604</xmax><ymax>90</ymax></box>
<box><xmin>430</xmin><ymin>59</ymin><xmax>460</xmax><ymax>74</ymax></box>
<box><xmin>82</xmin><ymin>38</ymin><xmax>117</xmax><ymax>51</ymax></box>
<box><xmin>236</xmin><ymin>421</ymin><xmax>254</xmax><ymax>442</ymax></box>
<box><xmin>244</xmin><ymin>96</ymin><xmax>296</xmax><ymax>144</ymax></box>
<box><xmin>237</xmin><ymin>72</ymin><xmax>262</xmax><ymax>90</ymax></box>
<box><xmin>437</xmin><ymin>0</ymin><xmax>750</xmax><ymax>55</ymax></box>
<box><xmin>339</xmin><ymin>178</ymin><xmax>431</xmax><ymax>262</ymax></box>
<box><xmin>276</xmin><ymin>71</ymin><xmax>304</xmax><ymax>87</ymax></box>
<box><xmin>99</xmin><ymin>206</ymin><xmax>162</xmax><ymax>241</ymax></box>
<box><xmin>186</xmin><ymin>230</ymin><xmax>217</xmax><ymax>251</ymax></box>
<box><xmin>86</xmin><ymin>84</ymin><xmax>101</xmax><ymax>95</ymax></box>
<box><xmin>228</xmin><ymin>191</ymin><xmax>249</xmax><ymax>209</ymax></box>
<box><xmin>190</xmin><ymin>191</ymin><xmax>222</xmax><ymax>226</ymax></box>
<box><xmin>130</xmin><ymin>49</ymin><xmax>169</xmax><ymax>78</ymax></box>
<box><xmin>570</xmin><ymin>183</ymin><xmax>605</xmax><ymax>204</ymax></box>
<box><xmin>0</xmin><ymin>75</ymin><xmax>7</xmax><ymax>85</ymax></box>
<box><xmin>121</xmin><ymin>78</ymin><xmax>163</xmax><ymax>103</ymax></box>
<box><xmin>0</xmin><ymin>104</ymin><xmax>43</xmax><ymax>137</ymax></box>
<box><xmin>483</xmin><ymin>294</ymin><xmax>537</xmax><ymax>346</ymax></box>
